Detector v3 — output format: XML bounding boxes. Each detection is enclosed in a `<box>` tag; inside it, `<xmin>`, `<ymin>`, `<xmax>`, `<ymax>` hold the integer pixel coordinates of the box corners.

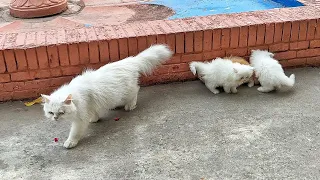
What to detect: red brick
<box><xmin>0</xmin><ymin>92</ymin><xmax>12</xmax><ymax>101</ymax></box>
<box><xmin>281</xmin><ymin>22</ymin><xmax>291</xmax><ymax>42</ymax></box>
<box><xmin>213</xmin><ymin>29</ymin><xmax>222</xmax><ymax>49</ymax></box>
<box><xmin>185</xmin><ymin>32</ymin><xmax>194</xmax><ymax>53</ymax></box>
<box><xmin>147</xmin><ymin>35</ymin><xmax>157</xmax><ymax>47</ymax></box>
<box><xmin>256</xmin><ymin>24</ymin><xmax>266</xmax><ymax>45</ymax></box>
<box><xmin>11</xmin><ymin>72</ymin><xmax>34</xmax><ymax>81</ymax></box>
<box><xmin>226</xmin><ymin>48</ymin><xmax>247</xmax><ymax>57</ymax></box>
<box><xmin>310</xmin><ymin>40</ymin><xmax>320</xmax><ymax>48</ymax></box>
<box><xmin>25</xmin><ymin>32</ymin><xmax>36</xmax><ymax>47</ymax></box>
<box><xmin>221</xmin><ymin>28</ymin><xmax>230</xmax><ymax>49</ymax></box>
<box><xmin>274</xmin><ymin>23</ymin><xmax>283</xmax><ymax>43</ymax></box>
<box><xmin>265</xmin><ymin>23</ymin><xmax>275</xmax><ymax>44</ymax></box>
<box><xmin>287</xmin><ymin>58</ymin><xmax>306</xmax><ymax>67</ymax></box>
<box><xmin>68</xmin><ymin>44</ymin><xmax>80</xmax><ymax>65</ymax></box>
<box><xmin>47</xmin><ymin>46</ymin><xmax>59</xmax><ymax>68</ymax></box>
<box><xmin>230</xmin><ymin>27</ymin><xmax>239</xmax><ymax>48</ymax></box>
<box><xmin>57</xmin><ymin>44</ymin><xmax>69</xmax><ymax>66</ymax></box>
<box><xmin>138</xmin><ymin>36</ymin><xmax>148</xmax><ymax>52</ymax></box>
<box><xmin>0</xmin><ymin>74</ymin><xmax>10</xmax><ymax>83</ymax></box>
<box><xmin>79</xmin><ymin>42</ymin><xmax>89</xmax><ymax>64</ymax></box>
<box><xmin>239</xmin><ymin>26</ymin><xmax>248</xmax><ymax>48</ymax></box>
<box><xmin>153</xmin><ymin>66</ymin><xmax>169</xmax><ymax>75</ymax></box>
<box><xmin>118</xmin><ymin>38</ymin><xmax>128</xmax><ymax>59</ymax></box>
<box><xmin>26</xmin><ymin>48</ymin><xmax>39</xmax><ymax>70</ymax></box>
<box><xmin>279</xmin><ymin>60</ymin><xmax>289</xmax><ymax>68</ymax></box>
<box><xmin>316</xmin><ymin>19</ymin><xmax>320</xmax><ymax>39</ymax></box>
<box><xmin>157</xmin><ymin>34</ymin><xmax>166</xmax><ymax>44</ymax></box>
<box><xmin>307</xmin><ymin>19</ymin><xmax>317</xmax><ymax>40</ymax></box>
<box><xmin>36</xmin><ymin>31</ymin><xmax>46</xmax><ymax>46</ymax></box>
<box><xmin>248</xmin><ymin>25</ymin><xmax>257</xmax><ymax>47</ymax></box>
<box><xmin>3</xmin><ymin>82</ymin><xmax>24</xmax><ymax>91</ymax></box>
<box><xmin>50</xmin><ymin>68</ymin><xmax>62</xmax><ymax>77</ymax></box>
<box><xmin>4</xmin><ymin>33</ymin><xmax>18</xmax><ymax>49</ymax></box>
<box><xmin>194</xmin><ymin>31</ymin><xmax>203</xmax><ymax>52</ymax></box>
<box><xmin>12</xmin><ymin>90</ymin><xmax>38</xmax><ymax>100</ymax></box>
<box><xmin>98</xmin><ymin>40</ymin><xmax>110</xmax><ymax>62</ymax></box>
<box><xmin>61</xmin><ymin>66</ymin><xmax>83</xmax><ymax>76</ymax></box>
<box><xmin>299</xmin><ymin>21</ymin><xmax>308</xmax><ymax>41</ymax></box>
<box><xmin>57</xmin><ymin>29</ymin><xmax>66</xmax><ymax>44</ymax></box>
<box><xmin>290</xmin><ymin>41</ymin><xmax>309</xmax><ymax>50</ymax></box>
<box><xmin>269</xmin><ymin>43</ymin><xmax>289</xmax><ymax>52</ymax></box>
<box><xmin>203</xmin><ymin>50</ymin><xmax>225</xmax><ymax>60</ymax></box>
<box><xmin>297</xmin><ymin>48</ymin><xmax>320</xmax><ymax>58</ymax></box>
<box><xmin>24</xmin><ymin>79</ymin><xmax>51</xmax><ymax>90</ymax></box>
<box><xmin>13</xmin><ymin>49</ymin><xmax>27</xmax><ymax>71</ymax></box>
<box><xmin>169</xmin><ymin>63</ymin><xmax>190</xmax><ymax>73</ymax></box>
<box><xmin>306</xmin><ymin>57</ymin><xmax>320</xmax><ymax>66</ymax></box>
<box><xmin>109</xmin><ymin>39</ymin><xmax>119</xmax><ymax>61</ymax></box>
<box><xmin>3</xmin><ymin>50</ymin><xmax>17</xmax><ymax>72</ymax></box>
<box><xmin>248</xmin><ymin>46</ymin><xmax>269</xmax><ymax>54</ymax></box>
<box><xmin>0</xmin><ymin>51</ymin><xmax>6</xmax><ymax>73</ymax></box>
<box><xmin>50</xmin><ymin>76</ymin><xmax>73</xmax><ymax>87</ymax></box>
<box><xmin>290</xmin><ymin>21</ymin><xmax>300</xmax><ymax>41</ymax></box>
<box><xmin>89</xmin><ymin>41</ymin><xmax>100</xmax><ymax>63</ymax></box>
<box><xmin>36</xmin><ymin>46</ymin><xmax>49</xmax><ymax>69</ymax></box>
<box><xmin>34</xmin><ymin>69</ymin><xmax>51</xmax><ymax>79</ymax></box>
<box><xmin>181</xmin><ymin>53</ymin><xmax>203</xmax><ymax>62</ymax></box>
<box><xmin>86</xmin><ymin>27</ymin><xmax>98</xmax><ymax>41</ymax></box>
<box><xmin>274</xmin><ymin>51</ymin><xmax>297</xmax><ymax>60</ymax></box>
<box><xmin>165</xmin><ymin>55</ymin><xmax>181</xmax><ymax>65</ymax></box>
<box><xmin>128</xmin><ymin>37</ymin><xmax>138</xmax><ymax>56</ymax></box>
<box><xmin>175</xmin><ymin>33</ymin><xmax>184</xmax><ymax>53</ymax></box>
<box><xmin>46</xmin><ymin>30</ymin><xmax>57</xmax><ymax>45</ymax></box>
<box><xmin>203</xmin><ymin>30</ymin><xmax>213</xmax><ymax>51</ymax></box>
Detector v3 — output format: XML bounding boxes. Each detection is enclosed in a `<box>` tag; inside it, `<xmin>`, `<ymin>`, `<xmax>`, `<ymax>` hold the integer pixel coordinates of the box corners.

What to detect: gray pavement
<box><xmin>1</xmin><ymin>67</ymin><xmax>320</xmax><ymax>179</ymax></box>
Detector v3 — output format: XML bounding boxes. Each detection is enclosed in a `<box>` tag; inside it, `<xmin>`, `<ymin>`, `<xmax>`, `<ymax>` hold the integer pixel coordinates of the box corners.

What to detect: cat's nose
<box><xmin>54</xmin><ymin>116</ymin><xmax>58</xmax><ymax>120</ymax></box>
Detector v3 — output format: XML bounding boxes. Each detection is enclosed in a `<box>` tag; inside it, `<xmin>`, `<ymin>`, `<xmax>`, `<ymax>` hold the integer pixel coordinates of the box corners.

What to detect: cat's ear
<box><xmin>41</xmin><ymin>94</ymin><xmax>50</xmax><ymax>103</ymax></box>
<box><xmin>64</xmin><ymin>94</ymin><xmax>73</xmax><ymax>105</ymax></box>
<box><xmin>233</xmin><ymin>68</ymin><xmax>238</xmax><ymax>73</ymax></box>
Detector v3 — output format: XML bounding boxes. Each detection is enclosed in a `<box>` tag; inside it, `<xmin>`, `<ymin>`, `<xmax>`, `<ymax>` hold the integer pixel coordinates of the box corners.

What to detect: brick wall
<box><xmin>1</xmin><ymin>12</ymin><xmax>320</xmax><ymax>101</ymax></box>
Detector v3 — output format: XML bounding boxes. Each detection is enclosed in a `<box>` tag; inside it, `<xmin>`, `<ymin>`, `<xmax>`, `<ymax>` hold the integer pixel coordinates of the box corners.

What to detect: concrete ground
<box><xmin>1</xmin><ymin>67</ymin><xmax>320</xmax><ymax>179</ymax></box>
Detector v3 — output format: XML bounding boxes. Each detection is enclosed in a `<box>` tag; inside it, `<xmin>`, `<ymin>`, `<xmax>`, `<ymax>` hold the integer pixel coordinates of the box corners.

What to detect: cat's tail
<box><xmin>189</xmin><ymin>61</ymin><xmax>206</xmax><ymax>76</ymax></box>
<box><xmin>278</xmin><ymin>74</ymin><xmax>295</xmax><ymax>90</ymax></box>
<box><xmin>133</xmin><ymin>44</ymin><xmax>173</xmax><ymax>75</ymax></box>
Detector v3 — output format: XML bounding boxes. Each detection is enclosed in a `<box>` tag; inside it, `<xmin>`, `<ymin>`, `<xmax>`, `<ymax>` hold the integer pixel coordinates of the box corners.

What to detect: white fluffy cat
<box><xmin>249</xmin><ymin>50</ymin><xmax>295</xmax><ymax>92</ymax></box>
<box><xmin>41</xmin><ymin>45</ymin><xmax>172</xmax><ymax>149</ymax></box>
<box><xmin>189</xmin><ymin>58</ymin><xmax>254</xmax><ymax>94</ymax></box>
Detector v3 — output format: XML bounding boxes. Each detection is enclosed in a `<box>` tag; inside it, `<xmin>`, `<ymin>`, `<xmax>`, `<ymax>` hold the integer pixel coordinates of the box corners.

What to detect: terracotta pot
<box><xmin>9</xmin><ymin>0</ymin><xmax>68</xmax><ymax>18</ymax></box>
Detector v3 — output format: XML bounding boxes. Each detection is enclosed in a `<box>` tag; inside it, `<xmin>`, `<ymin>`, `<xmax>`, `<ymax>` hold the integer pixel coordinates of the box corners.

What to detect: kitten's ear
<box><xmin>64</xmin><ymin>94</ymin><xmax>73</xmax><ymax>105</ymax></box>
<box><xmin>41</xmin><ymin>94</ymin><xmax>50</xmax><ymax>103</ymax></box>
<box><xmin>233</xmin><ymin>68</ymin><xmax>238</xmax><ymax>73</ymax></box>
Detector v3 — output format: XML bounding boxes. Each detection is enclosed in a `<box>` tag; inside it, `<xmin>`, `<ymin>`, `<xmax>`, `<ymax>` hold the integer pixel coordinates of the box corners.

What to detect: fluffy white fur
<box><xmin>41</xmin><ymin>45</ymin><xmax>172</xmax><ymax>149</ymax></box>
<box><xmin>190</xmin><ymin>58</ymin><xmax>254</xmax><ymax>94</ymax></box>
<box><xmin>250</xmin><ymin>50</ymin><xmax>295</xmax><ymax>92</ymax></box>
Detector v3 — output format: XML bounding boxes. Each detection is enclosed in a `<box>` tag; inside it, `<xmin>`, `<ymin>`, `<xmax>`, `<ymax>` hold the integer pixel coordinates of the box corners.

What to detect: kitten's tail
<box><xmin>189</xmin><ymin>61</ymin><xmax>206</xmax><ymax>76</ymax></box>
<box><xmin>133</xmin><ymin>44</ymin><xmax>173</xmax><ymax>75</ymax></box>
<box><xmin>279</xmin><ymin>74</ymin><xmax>295</xmax><ymax>90</ymax></box>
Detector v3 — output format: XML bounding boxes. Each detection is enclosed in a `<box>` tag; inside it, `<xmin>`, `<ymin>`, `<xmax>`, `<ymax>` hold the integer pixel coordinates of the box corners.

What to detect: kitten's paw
<box><xmin>124</xmin><ymin>104</ymin><xmax>137</xmax><ymax>111</ymax></box>
<box><xmin>211</xmin><ymin>89</ymin><xmax>220</xmax><ymax>94</ymax></box>
<box><xmin>64</xmin><ymin>139</ymin><xmax>79</xmax><ymax>149</ymax></box>
<box><xmin>231</xmin><ymin>88</ymin><xmax>238</xmax><ymax>93</ymax></box>
<box><xmin>89</xmin><ymin>118</ymin><xmax>99</xmax><ymax>123</ymax></box>
<box><xmin>248</xmin><ymin>82</ymin><xmax>254</xmax><ymax>88</ymax></box>
<box><xmin>257</xmin><ymin>87</ymin><xmax>273</xmax><ymax>93</ymax></box>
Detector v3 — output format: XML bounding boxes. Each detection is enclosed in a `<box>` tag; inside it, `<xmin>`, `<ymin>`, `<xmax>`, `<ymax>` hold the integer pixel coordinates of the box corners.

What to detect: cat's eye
<box><xmin>49</xmin><ymin>112</ymin><xmax>54</xmax><ymax>115</ymax></box>
<box><xmin>59</xmin><ymin>112</ymin><xmax>65</xmax><ymax>115</ymax></box>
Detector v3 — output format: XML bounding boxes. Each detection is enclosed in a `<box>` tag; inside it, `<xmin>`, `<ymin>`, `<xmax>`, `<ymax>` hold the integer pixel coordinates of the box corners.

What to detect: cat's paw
<box><xmin>89</xmin><ymin>118</ymin><xmax>99</xmax><ymax>123</ymax></box>
<box><xmin>211</xmin><ymin>89</ymin><xmax>220</xmax><ymax>94</ymax></box>
<box><xmin>64</xmin><ymin>139</ymin><xmax>79</xmax><ymax>149</ymax></box>
<box><xmin>248</xmin><ymin>82</ymin><xmax>254</xmax><ymax>88</ymax></box>
<box><xmin>257</xmin><ymin>87</ymin><xmax>273</xmax><ymax>93</ymax></box>
<box><xmin>124</xmin><ymin>104</ymin><xmax>137</xmax><ymax>111</ymax></box>
<box><xmin>231</xmin><ymin>88</ymin><xmax>238</xmax><ymax>93</ymax></box>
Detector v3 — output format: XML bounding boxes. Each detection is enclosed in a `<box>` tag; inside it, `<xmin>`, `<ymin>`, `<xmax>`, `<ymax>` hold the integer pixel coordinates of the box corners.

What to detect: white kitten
<box><xmin>190</xmin><ymin>58</ymin><xmax>254</xmax><ymax>94</ymax></box>
<box><xmin>249</xmin><ymin>50</ymin><xmax>295</xmax><ymax>93</ymax></box>
<box><xmin>41</xmin><ymin>45</ymin><xmax>172</xmax><ymax>149</ymax></box>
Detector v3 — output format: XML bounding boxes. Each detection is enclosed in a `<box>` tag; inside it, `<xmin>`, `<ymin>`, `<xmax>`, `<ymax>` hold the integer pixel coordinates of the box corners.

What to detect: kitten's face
<box><xmin>41</xmin><ymin>94</ymin><xmax>75</xmax><ymax>121</ymax></box>
<box><xmin>234</xmin><ymin>66</ymin><xmax>254</xmax><ymax>85</ymax></box>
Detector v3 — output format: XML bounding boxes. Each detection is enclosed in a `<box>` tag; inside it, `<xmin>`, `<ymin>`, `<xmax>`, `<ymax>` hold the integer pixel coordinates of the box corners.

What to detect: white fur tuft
<box><xmin>133</xmin><ymin>44</ymin><xmax>173</xmax><ymax>75</ymax></box>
